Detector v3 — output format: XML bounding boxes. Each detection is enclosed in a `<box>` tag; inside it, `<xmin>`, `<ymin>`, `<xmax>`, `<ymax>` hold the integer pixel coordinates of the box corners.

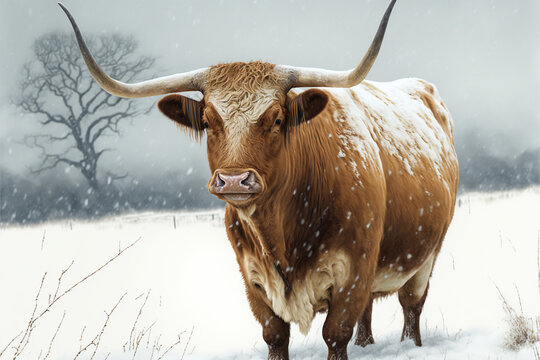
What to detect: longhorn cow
<box><xmin>59</xmin><ymin>1</ymin><xmax>458</xmax><ymax>358</ymax></box>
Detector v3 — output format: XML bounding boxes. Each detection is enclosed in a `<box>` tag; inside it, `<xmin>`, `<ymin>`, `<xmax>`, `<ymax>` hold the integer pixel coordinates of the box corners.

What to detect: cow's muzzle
<box><xmin>208</xmin><ymin>169</ymin><xmax>264</xmax><ymax>204</ymax></box>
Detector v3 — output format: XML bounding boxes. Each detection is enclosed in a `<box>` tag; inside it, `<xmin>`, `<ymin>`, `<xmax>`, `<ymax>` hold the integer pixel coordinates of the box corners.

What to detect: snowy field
<box><xmin>1</xmin><ymin>188</ymin><xmax>539</xmax><ymax>359</ymax></box>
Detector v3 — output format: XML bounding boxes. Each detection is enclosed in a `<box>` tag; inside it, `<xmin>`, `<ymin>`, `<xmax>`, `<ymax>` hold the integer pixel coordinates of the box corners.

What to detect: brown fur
<box><xmin>206</xmin><ymin>61</ymin><xmax>287</xmax><ymax>93</ymax></box>
<box><xmin>158</xmin><ymin>94</ymin><xmax>205</xmax><ymax>140</ymax></box>
<box><xmin>160</xmin><ymin>61</ymin><xmax>458</xmax><ymax>360</ymax></box>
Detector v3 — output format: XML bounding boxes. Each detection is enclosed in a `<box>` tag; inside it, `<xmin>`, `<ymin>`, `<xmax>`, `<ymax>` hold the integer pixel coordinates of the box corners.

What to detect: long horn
<box><xmin>277</xmin><ymin>0</ymin><xmax>397</xmax><ymax>89</ymax></box>
<box><xmin>58</xmin><ymin>3</ymin><xmax>207</xmax><ymax>97</ymax></box>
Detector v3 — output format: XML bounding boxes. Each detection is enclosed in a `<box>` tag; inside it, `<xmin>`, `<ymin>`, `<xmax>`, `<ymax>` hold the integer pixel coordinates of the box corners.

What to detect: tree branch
<box><xmin>18</xmin><ymin>31</ymin><xmax>155</xmax><ymax>190</ymax></box>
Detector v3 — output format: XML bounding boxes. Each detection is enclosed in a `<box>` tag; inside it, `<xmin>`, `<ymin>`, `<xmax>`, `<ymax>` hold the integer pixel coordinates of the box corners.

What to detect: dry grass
<box><xmin>496</xmin><ymin>235</ymin><xmax>540</xmax><ymax>356</ymax></box>
<box><xmin>0</xmin><ymin>236</ymin><xmax>192</xmax><ymax>360</ymax></box>
<box><xmin>499</xmin><ymin>294</ymin><xmax>540</xmax><ymax>352</ymax></box>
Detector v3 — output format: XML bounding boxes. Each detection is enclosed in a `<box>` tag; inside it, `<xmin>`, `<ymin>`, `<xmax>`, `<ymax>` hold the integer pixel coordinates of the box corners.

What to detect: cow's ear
<box><xmin>286</xmin><ymin>89</ymin><xmax>328</xmax><ymax>127</ymax></box>
<box><xmin>158</xmin><ymin>94</ymin><xmax>204</xmax><ymax>132</ymax></box>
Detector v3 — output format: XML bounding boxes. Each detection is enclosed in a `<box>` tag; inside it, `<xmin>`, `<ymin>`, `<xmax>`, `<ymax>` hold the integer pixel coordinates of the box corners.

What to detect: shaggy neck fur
<box><xmin>260</xmin><ymin>99</ymin><xmax>344</xmax><ymax>273</ymax></box>
<box><xmin>236</xmin><ymin>99</ymin><xmax>359</xmax><ymax>334</ymax></box>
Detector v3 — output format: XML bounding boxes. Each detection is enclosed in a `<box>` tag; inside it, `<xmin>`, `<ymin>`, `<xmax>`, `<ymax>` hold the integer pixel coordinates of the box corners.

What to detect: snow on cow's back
<box><xmin>329</xmin><ymin>78</ymin><xmax>456</xmax><ymax>182</ymax></box>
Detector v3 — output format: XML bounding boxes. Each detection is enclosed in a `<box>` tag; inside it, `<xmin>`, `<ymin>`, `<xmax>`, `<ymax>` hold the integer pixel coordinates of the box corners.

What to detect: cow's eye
<box><xmin>203</xmin><ymin>121</ymin><xmax>209</xmax><ymax>129</ymax></box>
<box><xmin>275</xmin><ymin>118</ymin><xmax>282</xmax><ymax>126</ymax></box>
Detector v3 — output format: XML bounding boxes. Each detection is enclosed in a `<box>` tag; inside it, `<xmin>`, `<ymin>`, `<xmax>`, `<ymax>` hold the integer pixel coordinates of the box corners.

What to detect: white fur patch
<box><xmin>331</xmin><ymin>88</ymin><xmax>383</xmax><ymax>185</ymax></box>
<box><xmin>371</xmin><ymin>253</ymin><xmax>435</xmax><ymax>294</ymax></box>
<box><xmin>371</xmin><ymin>267</ymin><xmax>414</xmax><ymax>293</ymax></box>
<box><xmin>409</xmin><ymin>253</ymin><xmax>435</xmax><ymax>298</ymax></box>
<box><xmin>243</xmin><ymin>250</ymin><xmax>351</xmax><ymax>335</ymax></box>
<box><xmin>207</xmin><ymin>88</ymin><xmax>280</xmax><ymax>160</ymax></box>
<box><xmin>236</xmin><ymin>205</ymin><xmax>267</xmax><ymax>254</ymax></box>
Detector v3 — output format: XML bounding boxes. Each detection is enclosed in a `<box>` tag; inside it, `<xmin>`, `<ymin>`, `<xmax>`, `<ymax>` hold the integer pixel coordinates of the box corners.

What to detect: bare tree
<box><xmin>17</xmin><ymin>32</ymin><xmax>155</xmax><ymax>195</ymax></box>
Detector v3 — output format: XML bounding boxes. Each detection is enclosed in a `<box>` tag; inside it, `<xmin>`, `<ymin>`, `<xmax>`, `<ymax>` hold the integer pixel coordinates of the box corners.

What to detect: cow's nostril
<box><xmin>216</xmin><ymin>174</ymin><xmax>226</xmax><ymax>187</ymax></box>
<box><xmin>240</xmin><ymin>175</ymin><xmax>249</xmax><ymax>186</ymax></box>
<box><xmin>241</xmin><ymin>172</ymin><xmax>255</xmax><ymax>187</ymax></box>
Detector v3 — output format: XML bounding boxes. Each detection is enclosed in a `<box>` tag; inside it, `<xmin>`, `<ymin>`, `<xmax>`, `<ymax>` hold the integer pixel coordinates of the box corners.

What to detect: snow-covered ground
<box><xmin>0</xmin><ymin>188</ymin><xmax>539</xmax><ymax>359</ymax></box>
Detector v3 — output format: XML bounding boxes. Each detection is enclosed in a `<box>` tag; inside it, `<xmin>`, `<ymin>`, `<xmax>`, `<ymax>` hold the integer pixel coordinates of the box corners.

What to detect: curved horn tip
<box><xmin>57</xmin><ymin>2</ymin><xmax>67</xmax><ymax>12</ymax></box>
<box><xmin>57</xmin><ymin>2</ymin><xmax>74</xmax><ymax>21</ymax></box>
<box><xmin>387</xmin><ymin>0</ymin><xmax>398</xmax><ymax>18</ymax></box>
<box><xmin>280</xmin><ymin>0</ymin><xmax>398</xmax><ymax>89</ymax></box>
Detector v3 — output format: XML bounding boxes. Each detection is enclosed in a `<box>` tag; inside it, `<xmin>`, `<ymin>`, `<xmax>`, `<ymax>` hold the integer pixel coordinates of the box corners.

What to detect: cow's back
<box><xmin>328</xmin><ymin>78</ymin><xmax>458</xmax><ymax>295</ymax></box>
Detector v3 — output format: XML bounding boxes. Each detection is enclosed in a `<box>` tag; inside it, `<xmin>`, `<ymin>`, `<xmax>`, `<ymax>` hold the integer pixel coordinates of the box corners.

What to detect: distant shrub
<box><xmin>1</xmin><ymin>145</ymin><xmax>538</xmax><ymax>224</ymax></box>
<box><xmin>0</xmin><ymin>168</ymin><xmax>222</xmax><ymax>225</ymax></box>
<box><xmin>458</xmin><ymin>147</ymin><xmax>539</xmax><ymax>192</ymax></box>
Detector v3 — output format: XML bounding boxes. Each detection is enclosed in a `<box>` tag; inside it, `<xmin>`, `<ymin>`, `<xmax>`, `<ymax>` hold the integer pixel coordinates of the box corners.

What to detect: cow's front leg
<box><xmin>263</xmin><ymin>313</ymin><xmax>290</xmax><ymax>360</ymax></box>
<box><xmin>323</xmin><ymin>288</ymin><xmax>370</xmax><ymax>360</ymax></box>
<box><xmin>245</xmin><ymin>287</ymin><xmax>290</xmax><ymax>360</ymax></box>
<box><xmin>354</xmin><ymin>296</ymin><xmax>374</xmax><ymax>347</ymax></box>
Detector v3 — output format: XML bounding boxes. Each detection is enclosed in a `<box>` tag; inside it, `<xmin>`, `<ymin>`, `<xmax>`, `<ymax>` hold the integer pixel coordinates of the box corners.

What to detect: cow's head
<box><xmin>156</xmin><ymin>63</ymin><xmax>330</xmax><ymax>206</ymax></box>
<box><xmin>59</xmin><ymin>0</ymin><xmax>396</xmax><ymax>207</ymax></box>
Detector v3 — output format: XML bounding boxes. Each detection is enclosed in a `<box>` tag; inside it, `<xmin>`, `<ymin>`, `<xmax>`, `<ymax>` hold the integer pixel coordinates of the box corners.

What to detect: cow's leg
<box><xmin>263</xmin><ymin>314</ymin><xmax>290</xmax><ymax>360</ymax></box>
<box><xmin>397</xmin><ymin>256</ymin><xmax>434</xmax><ymax>346</ymax></box>
<box><xmin>245</xmin><ymin>287</ymin><xmax>290</xmax><ymax>359</ymax></box>
<box><xmin>354</xmin><ymin>296</ymin><xmax>374</xmax><ymax>347</ymax></box>
<box><xmin>323</xmin><ymin>288</ymin><xmax>371</xmax><ymax>360</ymax></box>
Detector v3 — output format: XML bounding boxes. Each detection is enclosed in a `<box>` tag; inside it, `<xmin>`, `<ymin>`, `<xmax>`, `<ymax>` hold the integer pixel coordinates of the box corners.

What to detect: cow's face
<box><xmin>158</xmin><ymin>63</ymin><xmax>328</xmax><ymax>208</ymax></box>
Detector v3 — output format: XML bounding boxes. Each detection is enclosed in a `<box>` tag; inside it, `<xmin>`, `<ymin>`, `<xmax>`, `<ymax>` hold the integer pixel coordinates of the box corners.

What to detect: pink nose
<box><xmin>213</xmin><ymin>171</ymin><xmax>260</xmax><ymax>194</ymax></box>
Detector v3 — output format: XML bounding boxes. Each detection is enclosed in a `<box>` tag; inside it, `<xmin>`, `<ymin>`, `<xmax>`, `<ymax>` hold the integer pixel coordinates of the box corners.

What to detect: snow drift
<box><xmin>0</xmin><ymin>188</ymin><xmax>539</xmax><ymax>359</ymax></box>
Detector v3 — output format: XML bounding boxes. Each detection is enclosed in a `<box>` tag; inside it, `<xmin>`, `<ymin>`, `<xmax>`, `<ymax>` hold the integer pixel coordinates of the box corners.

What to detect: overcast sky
<box><xmin>0</xmin><ymin>0</ymin><xmax>538</xmax><ymax>179</ymax></box>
